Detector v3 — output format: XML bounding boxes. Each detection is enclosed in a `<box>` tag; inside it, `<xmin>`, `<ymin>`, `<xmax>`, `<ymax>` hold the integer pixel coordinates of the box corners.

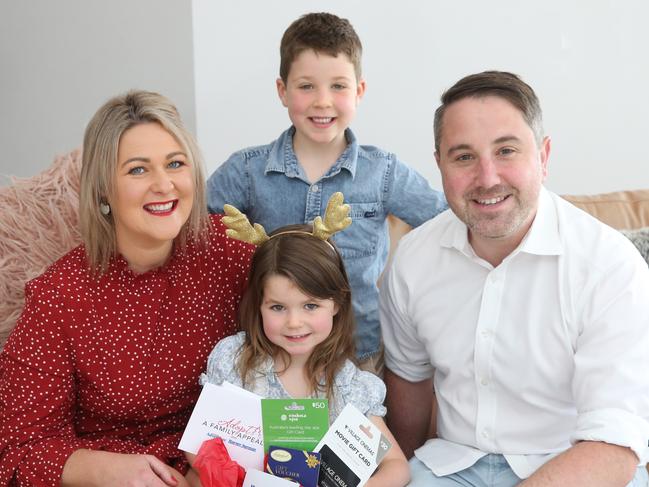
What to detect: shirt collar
<box><xmin>440</xmin><ymin>186</ymin><xmax>563</xmax><ymax>259</ymax></box>
<box><xmin>264</xmin><ymin>126</ymin><xmax>358</xmax><ymax>179</ymax></box>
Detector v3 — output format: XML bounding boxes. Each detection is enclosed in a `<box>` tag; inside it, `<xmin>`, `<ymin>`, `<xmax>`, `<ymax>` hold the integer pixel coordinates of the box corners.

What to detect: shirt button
<box><xmin>482</xmin><ymin>429</ymin><xmax>489</xmax><ymax>438</ymax></box>
<box><xmin>311</xmin><ymin>185</ymin><xmax>319</xmax><ymax>192</ymax></box>
<box><xmin>490</xmin><ymin>274</ymin><xmax>499</xmax><ymax>283</ymax></box>
<box><xmin>481</xmin><ymin>378</ymin><xmax>488</xmax><ymax>386</ymax></box>
<box><xmin>481</xmin><ymin>330</ymin><xmax>492</xmax><ymax>338</ymax></box>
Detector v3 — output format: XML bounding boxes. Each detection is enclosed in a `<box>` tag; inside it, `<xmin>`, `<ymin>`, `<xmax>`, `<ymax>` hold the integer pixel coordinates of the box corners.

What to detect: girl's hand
<box><xmin>61</xmin><ymin>449</ymin><xmax>188</xmax><ymax>487</ymax></box>
<box><xmin>364</xmin><ymin>416</ymin><xmax>411</xmax><ymax>487</ymax></box>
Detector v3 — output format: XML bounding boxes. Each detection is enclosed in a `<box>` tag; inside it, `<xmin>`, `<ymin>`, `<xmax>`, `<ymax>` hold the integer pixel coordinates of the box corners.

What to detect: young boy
<box><xmin>207</xmin><ymin>12</ymin><xmax>446</xmax><ymax>369</ymax></box>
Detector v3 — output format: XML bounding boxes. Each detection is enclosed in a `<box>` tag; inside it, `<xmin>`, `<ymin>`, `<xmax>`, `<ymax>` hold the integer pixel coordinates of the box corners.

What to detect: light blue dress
<box><xmin>201</xmin><ymin>332</ymin><xmax>387</xmax><ymax>423</ymax></box>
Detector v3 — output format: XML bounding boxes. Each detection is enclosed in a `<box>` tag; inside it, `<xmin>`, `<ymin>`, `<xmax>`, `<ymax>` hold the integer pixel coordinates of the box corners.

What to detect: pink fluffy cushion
<box><xmin>0</xmin><ymin>150</ymin><xmax>83</xmax><ymax>350</ymax></box>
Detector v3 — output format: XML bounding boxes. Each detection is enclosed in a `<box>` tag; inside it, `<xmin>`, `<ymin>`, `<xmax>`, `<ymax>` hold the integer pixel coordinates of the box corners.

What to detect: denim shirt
<box><xmin>207</xmin><ymin>127</ymin><xmax>447</xmax><ymax>358</ymax></box>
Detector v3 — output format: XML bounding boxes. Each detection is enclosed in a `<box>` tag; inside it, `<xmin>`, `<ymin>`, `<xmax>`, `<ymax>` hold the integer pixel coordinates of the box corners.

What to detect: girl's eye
<box><xmin>168</xmin><ymin>160</ymin><xmax>184</xmax><ymax>169</ymax></box>
<box><xmin>270</xmin><ymin>304</ymin><xmax>284</xmax><ymax>312</ymax></box>
<box><xmin>304</xmin><ymin>303</ymin><xmax>319</xmax><ymax>311</ymax></box>
<box><xmin>128</xmin><ymin>166</ymin><xmax>145</xmax><ymax>175</ymax></box>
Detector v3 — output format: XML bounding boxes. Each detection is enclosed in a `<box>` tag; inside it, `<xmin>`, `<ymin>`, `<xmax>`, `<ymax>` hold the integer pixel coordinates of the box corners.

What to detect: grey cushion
<box><xmin>621</xmin><ymin>227</ymin><xmax>649</xmax><ymax>266</ymax></box>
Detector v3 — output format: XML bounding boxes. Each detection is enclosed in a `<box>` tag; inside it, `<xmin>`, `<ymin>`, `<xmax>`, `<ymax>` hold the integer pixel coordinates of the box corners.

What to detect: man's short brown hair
<box><xmin>434</xmin><ymin>71</ymin><xmax>544</xmax><ymax>152</ymax></box>
<box><xmin>279</xmin><ymin>12</ymin><xmax>362</xmax><ymax>83</ymax></box>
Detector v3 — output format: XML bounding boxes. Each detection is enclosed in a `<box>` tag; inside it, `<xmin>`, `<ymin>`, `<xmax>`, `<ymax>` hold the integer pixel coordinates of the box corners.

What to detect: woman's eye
<box><xmin>128</xmin><ymin>166</ymin><xmax>145</xmax><ymax>175</ymax></box>
<box><xmin>305</xmin><ymin>303</ymin><xmax>319</xmax><ymax>311</ymax></box>
<box><xmin>168</xmin><ymin>160</ymin><xmax>184</xmax><ymax>169</ymax></box>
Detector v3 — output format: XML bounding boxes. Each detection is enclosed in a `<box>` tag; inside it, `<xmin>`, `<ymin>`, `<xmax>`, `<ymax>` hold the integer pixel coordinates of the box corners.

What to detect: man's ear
<box><xmin>276</xmin><ymin>78</ymin><xmax>288</xmax><ymax>107</ymax></box>
<box><xmin>539</xmin><ymin>136</ymin><xmax>551</xmax><ymax>180</ymax></box>
<box><xmin>434</xmin><ymin>151</ymin><xmax>441</xmax><ymax>167</ymax></box>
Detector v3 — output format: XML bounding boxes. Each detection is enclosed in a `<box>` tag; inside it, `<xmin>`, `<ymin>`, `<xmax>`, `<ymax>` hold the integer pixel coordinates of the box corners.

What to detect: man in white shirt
<box><xmin>380</xmin><ymin>71</ymin><xmax>649</xmax><ymax>486</ymax></box>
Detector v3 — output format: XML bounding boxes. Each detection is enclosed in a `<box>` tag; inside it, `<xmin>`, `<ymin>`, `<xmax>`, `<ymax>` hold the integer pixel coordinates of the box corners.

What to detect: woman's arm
<box><xmin>61</xmin><ymin>450</ymin><xmax>188</xmax><ymax>487</ymax></box>
<box><xmin>363</xmin><ymin>415</ymin><xmax>410</xmax><ymax>487</ymax></box>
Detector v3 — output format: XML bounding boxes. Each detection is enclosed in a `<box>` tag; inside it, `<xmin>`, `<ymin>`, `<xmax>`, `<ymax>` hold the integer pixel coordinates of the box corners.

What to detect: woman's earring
<box><xmin>100</xmin><ymin>201</ymin><xmax>111</xmax><ymax>215</ymax></box>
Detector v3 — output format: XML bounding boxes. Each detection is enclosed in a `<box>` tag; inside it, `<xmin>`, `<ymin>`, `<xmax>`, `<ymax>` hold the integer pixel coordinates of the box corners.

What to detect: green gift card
<box><xmin>261</xmin><ymin>398</ymin><xmax>329</xmax><ymax>453</ymax></box>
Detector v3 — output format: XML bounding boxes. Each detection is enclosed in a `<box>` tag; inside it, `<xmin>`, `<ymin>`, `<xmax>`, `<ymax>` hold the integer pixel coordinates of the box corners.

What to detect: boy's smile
<box><xmin>277</xmin><ymin>49</ymin><xmax>365</xmax><ymax>158</ymax></box>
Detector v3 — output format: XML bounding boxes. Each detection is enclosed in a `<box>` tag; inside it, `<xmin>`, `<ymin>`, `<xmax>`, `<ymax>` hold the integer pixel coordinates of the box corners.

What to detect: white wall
<box><xmin>193</xmin><ymin>0</ymin><xmax>649</xmax><ymax>195</ymax></box>
<box><xmin>0</xmin><ymin>1</ymin><xmax>195</xmax><ymax>182</ymax></box>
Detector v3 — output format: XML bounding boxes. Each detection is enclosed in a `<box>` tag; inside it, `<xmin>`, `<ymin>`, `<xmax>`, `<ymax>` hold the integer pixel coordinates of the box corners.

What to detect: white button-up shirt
<box><xmin>380</xmin><ymin>188</ymin><xmax>649</xmax><ymax>478</ymax></box>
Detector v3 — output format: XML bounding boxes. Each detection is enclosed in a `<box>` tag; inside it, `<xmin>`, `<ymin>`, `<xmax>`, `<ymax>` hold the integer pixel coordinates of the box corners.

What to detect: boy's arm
<box><xmin>206</xmin><ymin>152</ymin><xmax>250</xmax><ymax>214</ymax></box>
<box><xmin>383</xmin><ymin>156</ymin><xmax>447</xmax><ymax>227</ymax></box>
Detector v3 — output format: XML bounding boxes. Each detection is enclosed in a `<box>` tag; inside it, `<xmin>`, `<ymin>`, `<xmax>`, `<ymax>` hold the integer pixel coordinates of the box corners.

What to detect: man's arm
<box><xmin>519</xmin><ymin>441</ymin><xmax>638</xmax><ymax>487</ymax></box>
<box><xmin>384</xmin><ymin>368</ymin><xmax>434</xmax><ymax>459</ymax></box>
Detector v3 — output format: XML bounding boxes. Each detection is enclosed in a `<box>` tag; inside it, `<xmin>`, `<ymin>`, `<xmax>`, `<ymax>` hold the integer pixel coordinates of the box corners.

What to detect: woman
<box><xmin>0</xmin><ymin>91</ymin><xmax>254</xmax><ymax>486</ymax></box>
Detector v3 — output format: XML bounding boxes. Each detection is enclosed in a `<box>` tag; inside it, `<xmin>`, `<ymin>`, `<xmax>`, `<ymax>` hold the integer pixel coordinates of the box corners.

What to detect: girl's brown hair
<box><xmin>237</xmin><ymin>224</ymin><xmax>355</xmax><ymax>399</ymax></box>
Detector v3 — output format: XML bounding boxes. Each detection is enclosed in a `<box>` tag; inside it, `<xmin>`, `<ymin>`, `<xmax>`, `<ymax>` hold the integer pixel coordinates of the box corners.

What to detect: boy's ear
<box><xmin>356</xmin><ymin>79</ymin><xmax>366</xmax><ymax>102</ymax></box>
<box><xmin>276</xmin><ymin>78</ymin><xmax>288</xmax><ymax>107</ymax></box>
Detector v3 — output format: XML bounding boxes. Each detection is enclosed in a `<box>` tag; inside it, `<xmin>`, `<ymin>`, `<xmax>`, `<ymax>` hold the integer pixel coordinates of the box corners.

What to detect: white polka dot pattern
<box><xmin>0</xmin><ymin>214</ymin><xmax>254</xmax><ymax>485</ymax></box>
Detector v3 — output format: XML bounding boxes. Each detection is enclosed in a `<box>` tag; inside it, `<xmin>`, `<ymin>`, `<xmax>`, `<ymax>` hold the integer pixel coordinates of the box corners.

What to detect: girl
<box><xmin>197</xmin><ymin>195</ymin><xmax>410</xmax><ymax>486</ymax></box>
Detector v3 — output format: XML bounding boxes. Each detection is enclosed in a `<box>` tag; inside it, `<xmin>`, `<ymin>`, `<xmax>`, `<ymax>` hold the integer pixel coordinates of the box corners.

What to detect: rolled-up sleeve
<box><xmin>571</xmin><ymin>250</ymin><xmax>649</xmax><ymax>464</ymax></box>
<box><xmin>379</xmin><ymin>244</ymin><xmax>434</xmax><ymax>382</ymax></box>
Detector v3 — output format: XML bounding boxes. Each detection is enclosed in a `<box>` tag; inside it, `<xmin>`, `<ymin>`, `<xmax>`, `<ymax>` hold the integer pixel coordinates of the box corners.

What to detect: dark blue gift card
<box><xmin>266</xmin><ymin>445</ymin><xmax>321</xmax><ymax>487</ymax></box>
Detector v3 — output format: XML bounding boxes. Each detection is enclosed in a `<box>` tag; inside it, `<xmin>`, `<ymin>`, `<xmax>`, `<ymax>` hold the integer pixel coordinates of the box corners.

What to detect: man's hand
<box><xmin>61</xmin><ymin>449</ymin><xmax>189</xmax><ymax>487</ymax></box>
<box><xmin>519</xmin><ymin>441</ymin><xmax>639</xmax><ymax>487</ymax></box>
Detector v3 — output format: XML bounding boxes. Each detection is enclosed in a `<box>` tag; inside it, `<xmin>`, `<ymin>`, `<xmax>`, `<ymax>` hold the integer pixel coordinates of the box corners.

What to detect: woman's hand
<box><xmin>61</xmin><ymin>449</ymin><xmax>189</xmax><ymax>487</ymax></box>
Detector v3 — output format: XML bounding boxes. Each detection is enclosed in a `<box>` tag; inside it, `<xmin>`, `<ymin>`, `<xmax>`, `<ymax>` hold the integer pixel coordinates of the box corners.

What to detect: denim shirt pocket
<box><xmin>333</xmin><ymin>201</ymin><xmax>382</xmax><ymax>259</ymax></box>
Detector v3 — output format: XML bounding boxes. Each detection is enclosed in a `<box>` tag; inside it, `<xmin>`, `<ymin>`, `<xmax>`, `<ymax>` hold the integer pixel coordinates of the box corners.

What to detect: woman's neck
<box><xmin>117</xmin><ymin>240</ymin><xmax>173</xmax><ymax>274</ymax></box>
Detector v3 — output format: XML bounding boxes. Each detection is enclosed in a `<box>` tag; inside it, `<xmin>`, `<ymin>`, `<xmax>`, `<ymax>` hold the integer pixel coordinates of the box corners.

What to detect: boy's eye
<box><xmin>168</xmin><ymin>160</ymin><xmax>185</xmax><ymax>169</ymax></box>
<box><xmin>332</xmin><ymin>83</ymin><xmax>346</xmax><ymax>90</ymax></box>
<box><xmin>298</xmin><ymin>84</ymin><xmax>314</xmax><ymax>90</ymax></box>
<box><xmin>127</xmin><ymin>166</ymin><xmax>145</xmax><ymax>175</ymax></box>
<box><xmin>269</xmin><ymin>304</ymin><xmax>284</xmax><ymax>312</ymax></box>
<box><xmin>304</xmin><ymin>303</ymin><xmax>319</xmax><ymax>311</ymax></box>
<box><xmin>455</xmin><ymin>153</ymin><xmax>474</xmax><ymax>162</ymax></box>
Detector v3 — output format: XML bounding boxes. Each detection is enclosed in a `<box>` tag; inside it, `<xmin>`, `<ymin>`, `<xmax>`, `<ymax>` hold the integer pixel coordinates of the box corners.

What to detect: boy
<box><xmin>207</xmin><ymin>12</ymin><xmax>446</xmax><ymax>369</ymax></box>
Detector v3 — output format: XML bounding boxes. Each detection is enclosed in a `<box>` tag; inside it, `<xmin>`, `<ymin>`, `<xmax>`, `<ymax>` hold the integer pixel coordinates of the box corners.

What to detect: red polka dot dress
<box><xmin>0</xmin><ymin>215</ymin><xmax>254</xmax><ymax>485</ymax></box>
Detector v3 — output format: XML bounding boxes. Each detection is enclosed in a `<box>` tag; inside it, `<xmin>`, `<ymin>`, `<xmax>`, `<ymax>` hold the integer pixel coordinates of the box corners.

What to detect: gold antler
<box><xmin>313</xmin><ymin>192</ymin><xmax>352</xmax><ymax>241</ymax></box>
<box><xmin>222</xmin><ymin>204</ymin><xmax>269</xmax><ymax>246</ymax></box>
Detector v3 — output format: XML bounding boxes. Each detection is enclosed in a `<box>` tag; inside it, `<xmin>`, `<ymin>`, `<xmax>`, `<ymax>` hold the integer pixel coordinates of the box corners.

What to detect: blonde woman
<box><xmin>0</xmin><ymin>91</ymin><xmax>254</xmax><ymax>486</ymax></box>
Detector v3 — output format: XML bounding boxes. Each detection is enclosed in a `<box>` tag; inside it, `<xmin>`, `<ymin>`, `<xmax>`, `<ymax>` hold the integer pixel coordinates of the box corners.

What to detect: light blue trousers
<box><xmin>408</xmin><ymin>454</ymin><xmax>648</xmax><ymax>486</ymax></box>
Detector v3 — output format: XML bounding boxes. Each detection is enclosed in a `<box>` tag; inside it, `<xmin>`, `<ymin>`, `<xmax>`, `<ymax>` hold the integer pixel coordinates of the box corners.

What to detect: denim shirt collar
<box><xmin>264</xmin><ymin>126</ymin><xmax>358</xmax><ymax>180</ymax></box>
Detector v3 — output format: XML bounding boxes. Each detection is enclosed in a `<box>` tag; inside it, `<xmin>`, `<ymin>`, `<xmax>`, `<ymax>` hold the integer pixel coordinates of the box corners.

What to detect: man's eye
<box><xmin>168</xmin><ymin>160</ymin><xmax>184</xmax><ymax>169</ymax></box>
<box><xmin>456</xmin><ymin>154</ymin><xmax>473</xmax><ymax>162</ymax></box>
<box><xmin>128</xmin><ymin>166</ymin><xmax>145</xmax><ymax>175</ymax></box>
<box><xmin>499</xmin><ymin>148</ymin><xmax>516</xmax><ymax>156</ymax></box>
<box><xmin>304</xmin><ymin>303</ymin><xmax>319</xmax><ymax>311</ymax></box>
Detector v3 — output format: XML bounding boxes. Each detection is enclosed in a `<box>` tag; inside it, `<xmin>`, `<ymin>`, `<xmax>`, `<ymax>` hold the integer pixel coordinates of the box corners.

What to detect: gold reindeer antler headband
<box><xmin>222</xmin><ymin>192</ymin><xmax>352</xmax><ymax>248</ymax></box>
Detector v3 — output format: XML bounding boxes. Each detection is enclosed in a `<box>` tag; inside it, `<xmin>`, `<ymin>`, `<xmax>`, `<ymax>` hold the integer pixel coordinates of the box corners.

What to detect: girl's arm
<box><xmin>364</xmin><ymin>415</ymin><xmax>410</xmax><ymax>487</ymax></box>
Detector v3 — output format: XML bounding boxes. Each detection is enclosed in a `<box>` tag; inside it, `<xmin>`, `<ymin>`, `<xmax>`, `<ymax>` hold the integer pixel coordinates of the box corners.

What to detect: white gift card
<box><xmin>243</xmin><ymin>469</ymin><xmax>297</xmax><ymax>487</ymax></box>
<box><xmin>178</xmin><ymin>381</ymin><xmax>264</xmax><ymax>470</ymax></box>
<box><xmin>315</xmin><ymin>404</ymin><xmax>391</xmax><ymax>487</ymax></box>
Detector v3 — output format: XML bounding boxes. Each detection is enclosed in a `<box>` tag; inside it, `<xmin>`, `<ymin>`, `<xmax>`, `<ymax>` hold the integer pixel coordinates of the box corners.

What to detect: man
<box><xmin>380</xmin><ymin>71</ymin><xmax>649</xmax><ymax>486</ymax></box>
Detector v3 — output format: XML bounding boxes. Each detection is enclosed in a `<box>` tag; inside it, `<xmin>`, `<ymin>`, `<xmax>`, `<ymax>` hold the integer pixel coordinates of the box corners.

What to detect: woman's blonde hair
<box><xmin>79</xmin><ymin>90</ymin><xmax>209</xmax><ymax>273</ymax></box>
<box><xmin>237</xmin><ymin>225</ymin><xmax>356</xmax><ymax>399</ymax></box>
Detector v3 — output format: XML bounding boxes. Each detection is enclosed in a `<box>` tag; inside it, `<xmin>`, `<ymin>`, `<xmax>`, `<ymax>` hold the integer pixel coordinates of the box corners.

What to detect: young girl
<box><xmin>195</xmin><ymin>195</ymin><xmax>410</xmax><ymax>486</ymax></box>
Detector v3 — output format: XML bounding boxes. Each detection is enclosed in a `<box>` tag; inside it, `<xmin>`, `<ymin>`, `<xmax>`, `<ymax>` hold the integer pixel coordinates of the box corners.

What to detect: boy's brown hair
<box><xmin>236</xmin><ymin>225</ymin><xmax>356</xmax><ymax>399</ymax></box>
<box><xmin>279</xmin><ymin>12</ymin><xmax>363</xmax><ymax>83</ymax></box>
